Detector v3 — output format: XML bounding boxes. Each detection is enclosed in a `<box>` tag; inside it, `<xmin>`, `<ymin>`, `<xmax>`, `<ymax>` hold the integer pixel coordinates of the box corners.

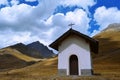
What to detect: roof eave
<box><xmin>49</xmin><ymin>29</ymin><xmax>99</xmax><ymax>53</ymax></box>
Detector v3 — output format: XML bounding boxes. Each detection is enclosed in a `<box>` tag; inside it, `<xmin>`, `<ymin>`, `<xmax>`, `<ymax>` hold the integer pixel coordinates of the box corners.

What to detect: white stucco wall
<box><xmin>58</xmin><ymin>35</ymin><xmax>92</xmax><ymax>75</ymax></box>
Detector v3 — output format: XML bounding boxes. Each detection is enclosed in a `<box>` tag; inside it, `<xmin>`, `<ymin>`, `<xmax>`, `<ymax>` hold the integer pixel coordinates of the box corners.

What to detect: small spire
<box><xmin>68</xmin><ymin>23</ymin><xmax>75</xmax><ymax>29</ymax></box>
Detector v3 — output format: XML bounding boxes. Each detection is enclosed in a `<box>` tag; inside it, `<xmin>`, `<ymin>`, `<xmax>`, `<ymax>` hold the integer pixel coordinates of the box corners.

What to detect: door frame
<box><xmin>69</xmin><ymin>55</ymin><xmax>79</xmax><ymax>75</ymax></box>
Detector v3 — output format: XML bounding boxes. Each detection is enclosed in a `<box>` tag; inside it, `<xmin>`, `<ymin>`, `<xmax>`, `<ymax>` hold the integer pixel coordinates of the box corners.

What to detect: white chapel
<box><xmin>49</xmin><ymin>28</ymin><xmax>98</xmax><ymax>76</ymax></box>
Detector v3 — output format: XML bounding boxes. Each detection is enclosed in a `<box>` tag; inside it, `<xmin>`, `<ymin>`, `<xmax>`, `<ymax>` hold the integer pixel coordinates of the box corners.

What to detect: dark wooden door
<box><xmin>69</xmin><ymin>55</ymin><xmax>78</xmax><ymax>75</ymax></box>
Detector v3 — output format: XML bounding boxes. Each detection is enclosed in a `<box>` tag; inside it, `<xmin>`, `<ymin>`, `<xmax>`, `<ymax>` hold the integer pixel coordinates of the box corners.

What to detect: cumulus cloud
<box><xmin>92</xmin><ymin>6</ymin><xmax>120</xmax><ymax>36</ymax></box>
<box><xmin>0</xmin><ymin>0</ymin><xmax>8</xmax><ymax>5</ymax></box>
<box><xmin>0</xmin><ymin>0</ymin><xmax>59</xmax><ymax>47</ymax></box>
<box><xmin>65</xmin><ymin>9</ymin><xmax>90</xmax><ymax>34</ymax></box>
<box><xmin>60</xmin><ymin>0</ymin><xmax>96</xmax><ymax>11</ymax></box>
<box><xmin>0</xmin><ymin>0</ymin><xmax>94</xmax><ymax>48</ymax></box>
<box><xmin>0</xmin><ymin>29</ymin><xmax>52</xmax><ymax>48</ymax></box>
<box><xmin>0</xmin><ymin>4</ymin><xmax>34</xmax><ymax>31</ymax></box>
<box><xmin>46</xmin><ymin>9</ymin><xmax>90</xmax><ymax>40</ymax></box>
<box><xmin>0</xmin><ymin>0</ymin><xmax>94</xmax><ymax>32</ymax></box>
<box><xmin>25</xmin><ymin>0</ymin><xmax>37</xmax><ymax>2</ymax></box>
<box><xmin>0</xmin><ymin>30</ymin><xmax>30</xmax><ymax>48</ymax></box>
<box><xmin>10</xmin><ymin>0</ymin><xmax>19</xmax><ymax>5</ymax></box>
<box><xmin>0</xmin><ymin>0</ymin><xmax>59</xmax><ymax>31</ymax></box>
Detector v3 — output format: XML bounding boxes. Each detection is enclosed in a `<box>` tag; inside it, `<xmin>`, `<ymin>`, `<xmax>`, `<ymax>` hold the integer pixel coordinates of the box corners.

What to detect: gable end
<box><xmin>49</xmin><ymin>29</ymin><xmax>99</xmax><ymax>53</ymax></box>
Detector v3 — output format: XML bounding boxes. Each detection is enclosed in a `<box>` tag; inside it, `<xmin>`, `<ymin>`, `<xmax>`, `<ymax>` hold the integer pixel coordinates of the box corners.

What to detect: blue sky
<box><xmin>0</xmin><ymin>0</ymin><xmax>120</xmax><ymax>48</ymax></box>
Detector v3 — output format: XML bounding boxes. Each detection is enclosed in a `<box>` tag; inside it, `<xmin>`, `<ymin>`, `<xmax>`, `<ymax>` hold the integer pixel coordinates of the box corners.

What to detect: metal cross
<box><xmin>68</xmin><ymin>23</ymin><xmax>75</xmax><ymax>29</ymax></box>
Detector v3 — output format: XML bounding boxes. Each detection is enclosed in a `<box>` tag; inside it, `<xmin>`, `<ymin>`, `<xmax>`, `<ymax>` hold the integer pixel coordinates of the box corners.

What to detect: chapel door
<box><xmin>69</xmin><ymin>55</ymin><xmax>78</xmax><ymax>75</ymax></box>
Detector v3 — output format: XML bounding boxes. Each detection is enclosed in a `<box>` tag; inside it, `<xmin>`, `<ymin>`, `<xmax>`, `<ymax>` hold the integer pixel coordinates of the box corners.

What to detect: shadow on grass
<box><xmin>93</xmin><ymin>73</ymin><xmax>101</xmax><ymax>76</ymax></box>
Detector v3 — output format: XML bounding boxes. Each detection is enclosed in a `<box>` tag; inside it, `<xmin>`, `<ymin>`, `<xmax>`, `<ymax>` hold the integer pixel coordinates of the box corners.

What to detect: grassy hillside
<box><xmin>0</xmin><ymin>54</ymin><xmax>27</xmax><ymax>71</ymax></box>
<box><xmin>93</xmin><ymin>30</ymin><xmax>120</xmax><ymax>64</ymax></box>
<box><xmin>0</xmin><ymin>48</ymin><xmax>40</xmax><ymax>62</ymax></box>
<box><xmin>0</xmin><ymin>30</ymin><xmax>120</xmax><ymax>80</ymax></box>
<box><xmin>0</xmin><ymin>47</ymin><xmax>41</xmax><ymax>71</ymax></box>
<box><xmin>0</xmin><ymin>57</ymin><xmax>120</xmax><ymax>80</ymax></box>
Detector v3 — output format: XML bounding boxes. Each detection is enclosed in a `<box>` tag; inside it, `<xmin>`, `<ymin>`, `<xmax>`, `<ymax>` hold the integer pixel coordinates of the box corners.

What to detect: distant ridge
<box><xmin>10</xmin><ymin>43</ymin><xmax>42</xmax><ymax>58</ymax></box>
<box><xmin>9</xmin><ymin>41</ymin><xmax>55</xmax><ymax>58</ymax></box>
<box><xmin>103</xmin><ymin>23</ymin><xmax>120</xmax><ymax>32</ymax></box>
<box><xmin>27</xmin><ymin>41</ymin><xmax>55</xmax><ymax>58</ymax></box>
<box><xmin>0</xmin><ymin>41</ymin><xmax>55</xmax><ymax>71</ymax></box>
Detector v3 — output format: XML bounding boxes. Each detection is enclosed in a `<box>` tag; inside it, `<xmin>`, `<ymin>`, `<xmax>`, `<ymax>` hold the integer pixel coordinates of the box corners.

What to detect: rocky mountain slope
<box><xmin>103</xmin><ymin>23</ymin><xmax>120</xmax><ymax>31</ymax></box>
<box><xmin>10</xmin><ymin>43</ymin><xmax>43</xmax><ymax>58</ymax></box>
<box><xmin>27</xmin><ymin>41</ymin><xmax>55</xmax><ymax>58</ymax></box>
<box><xmin>0</xmin><ymin>41</ymin><xmax>55</xmax><ymax>71</ymax></box>
<box><xmin>10</xmin><ymin>41</ymin><xmax>55</xmax><ymax>58</ymax></box>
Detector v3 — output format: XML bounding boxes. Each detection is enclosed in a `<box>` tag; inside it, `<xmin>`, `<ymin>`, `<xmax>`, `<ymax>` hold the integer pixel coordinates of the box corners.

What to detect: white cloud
<box><xmin>0</xmin><ymin>0</ymin><xmax>58</xmax><ymax>31</ymax></box>
<box><xmin>25</xmin><ymin>0</ymin><xmax>37</xmax><ymax>2</ymax></box>
<box><xmin>0</xmin><ymin>0</ymin><xmax>93</xmax><ymax>48</ymax></box>
<box><xmin>0</xmin><ymin>0</ymin><xmax>8</xmax><ymax>5</ymax></box>
<box><xmin>90</xmin><ymin>30</ymin><xmax>100</xmax><ymax>37</ymax></box>
<box><xmin>10</xmin><ymin>0</ymin><xmax>19</xmax><ymax>5</ymax></box>
<box><xmin>94</xmin><ymin>6</ymin><xmax>120</xmax><ymax>31</ymax></box>
<box><xmin>60</xmin><ymin>0</ymin><xmax>96</xmax><ymax>10</ymax></box>
<box><xmin>46</xmin><ymin>9</ymin><xmax>90</xmax><ymax>40</ymax></box>
<box><xmin>0</xmin><ymin>0</ymin><xmax>59</xmax><ymax>48</ymax></box>
<box><xmin>65</xmin><ymin>9</ymin><xmax>90</xmax><ymax>34</ymax></box>
<box><xmin>0</xmin><ymin>4</ymin><xmax>34</xmax><ymax>31</ymax></box>
<box><xmin>0</xmin><ymin>30</ymin><xmax>51</xmax><ymax>48</ymax></box>
<box><xmin>0</xmin><ymin>30</ymin><xmax>30</xmax><ymax>48</ymax></box>
<box><xmin>92</xmin><ymin>6</ymin><xmax>120</xmax><ymax>36</ymax></box>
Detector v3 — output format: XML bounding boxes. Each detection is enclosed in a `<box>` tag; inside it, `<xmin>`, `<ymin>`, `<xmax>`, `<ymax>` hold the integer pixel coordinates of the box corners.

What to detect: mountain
<box><xmin>103</xmin><ymin>23</ymin><xmax>120</xmax><ymax>31</ymax></box>
<box><xmin>0</xmin><ymin>24</ymin><xmax>120</xmax><ymax>79</ymax></box>
<box><xmin>0</xmin><ymin>41</ymin><xmax>55</xmax><ymax>71</ymax></box>
<box><xmin>27</xmin><ymin>41</ymin><xmax>55</xmax><ymax>58</ymax></box>
<box><xmin>10</xmin><ymin>41</ymin><xmax>55</xmax><ymax>58</ymax></box>
<box><xmin>93</xmin><ymin>23</ymin><xmax>120</xmax><ymax>64</ymax></box>
<box><xmin>10</xmin><ymin>43</ymin><xmax>43</xmax><ymax>58</ymax></box>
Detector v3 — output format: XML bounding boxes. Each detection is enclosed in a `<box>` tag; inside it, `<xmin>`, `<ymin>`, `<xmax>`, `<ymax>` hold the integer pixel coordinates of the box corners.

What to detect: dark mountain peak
<box><xmin>27</xmin><ymin>41</ymin><xmax>55</xmax><ymax>58</ymax></box>
<box><xmin>10</xmin><ymin>43</ymin><xmax>26</xmax><ymax>49</ymax></box>
<box><xmin>27</xmin><ymin>41</ymin><xmax>44</xmax><ymax>47</ymax></box>
<box><xmin>3</xmin><ymin>41</ymin><xmax>55</xmax><ymax>58</ymax></box>
<box><xmin>31</xmin><ymin>41</ymin><xmax>41</xmax><ymax>44</ymax></box>
<box><xmin>103</xmin><ymin>23</ymin><xmax>120</xmax><ymax>32</ymax></box>
<box><xmin>11</xmin><ymin>43</ymin><xmax>25</xmax><ymax>46</ymax></box>
<box><xmin>27</xmin><ymin>41</ymin><xmax>43</xmax><ymax>49</ymax></box>
<box><xmin>9</xmin><ymin>42</ymin><xmax>42</xmax><ymax>58</ymax></box>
